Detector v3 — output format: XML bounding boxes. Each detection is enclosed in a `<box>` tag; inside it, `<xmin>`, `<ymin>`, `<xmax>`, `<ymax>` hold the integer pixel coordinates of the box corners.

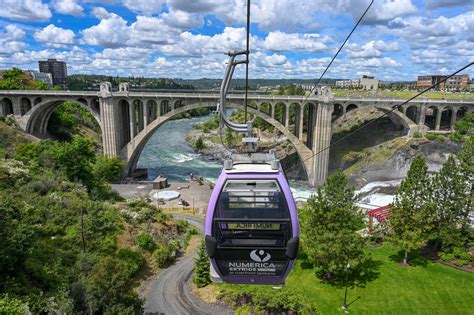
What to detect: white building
<box><xmin>25</xmin><ymin>70</ymin><xmax>53</xmax><ymax>86</ymax></box>
<box><xmin>336</xmin><ymin>75</ymin><xmax>379</xmax><ymax>90</ymax></box>
<box><xmin>335</xmin><ymin>79</ymin><xmax>360</xmax><ymax>88</ymax></box>
<box><xmin>360</xmin><ymin>75</ymin><xmax>379</xmax><ymax>91</ymax></box>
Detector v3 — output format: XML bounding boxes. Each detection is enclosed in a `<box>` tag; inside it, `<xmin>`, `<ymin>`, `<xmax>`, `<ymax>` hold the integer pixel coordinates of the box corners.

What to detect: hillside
<box><xmin>0</xmin><ymin>120</ymin><xmax>194</xmax><ymax>314</ymax></box>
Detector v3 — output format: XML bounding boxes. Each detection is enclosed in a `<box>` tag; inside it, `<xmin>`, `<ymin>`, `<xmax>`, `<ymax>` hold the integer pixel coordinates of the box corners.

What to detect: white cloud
<box><xmin>95</xmin><ymin>47</ymin><xmax>152</xmax><ymax>60</ymax></box>
<box><xmin>0</xmin><ymin>0</ymin><xmax>52</xmax><ymax>21</ymax></box>
<box><xmin>53</xmin><ymin>0</ymin><xmax>84</xmax><ymax>17</ymax></box>
<box><xmin>122</xmin><ymin>0</ymin><xmax>166</xmax><ymax>15</ymax></box>
<box><xmin>159</xmin><ymin>27</ymin><xmax>249</xmax><ymax>57</ymax></box>
<box><xmin>34</xmin><ymin>24</ymin><xmax>76</xmax><ymax>48</ymax></box>
<box><xmin>81</xmin><ymin>10</ymin><xmax>130</xmax><ymax>47</ymax></box>
<box><xmin>263</xmin><ymin>32</ymin><xmax>331</xmax><ymax>53</ymax></box>
<box><xmin>160</xmin><ymin>10</ymin><xmax>204</xmax><ymax>30</ymax></box>
<box><xmin>91</xmin><ymin>7</ymin><xmax>114</xmax><ymax>19</ymax></box>
<box><xmin>425</xmin><ymin>0</ymin><xmax>472</xmax><ymax>9</ymax></box>
<box><xmin>346</xmin><ymin>40</ymin><xmax>400</xmax><ymax>58</ymax></box>
<box><xmin>363</xmin><ymin>0</ymin><xmax>417</xmax><ymax>24</ymax></box>
<box><xmin>0</xmin><ymin>24</ymin><xmax>27</xmax><ymax>54</ymax></box>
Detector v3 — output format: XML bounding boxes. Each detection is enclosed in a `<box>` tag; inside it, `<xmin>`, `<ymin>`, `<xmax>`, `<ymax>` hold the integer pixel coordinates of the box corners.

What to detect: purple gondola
<box><xmin>205</xmin><ymin>152</ymin><xmax>299</xmax><ymax>285</ymax></box>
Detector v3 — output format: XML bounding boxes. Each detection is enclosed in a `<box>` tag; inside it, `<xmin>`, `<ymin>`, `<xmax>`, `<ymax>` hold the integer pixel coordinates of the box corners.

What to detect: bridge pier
<box><xmin>435</xmin><ymin>109</ymin><xmax>442</xmax><ymax>130</ymax></box>
<box><xmin>99</xmin><ymin>83</ymin><xmax>121</xmax><ymax>158</ymax></box>
<box><xmin>450</xmin><ymin>109</ymin><xmax>458</xmax><ymax>130</ymax></box>
<box><xmin>306</xmin><ymin>103</ymin><xmax>333</xmax><ymax>187</ymax></box>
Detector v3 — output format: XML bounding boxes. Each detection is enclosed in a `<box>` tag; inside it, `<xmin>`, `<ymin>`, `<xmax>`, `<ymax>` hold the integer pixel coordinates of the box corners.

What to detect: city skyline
<box><xmin>0</xmin><ymin>0</ymin><xmax>473</xmax><ymax>80</ymax></box>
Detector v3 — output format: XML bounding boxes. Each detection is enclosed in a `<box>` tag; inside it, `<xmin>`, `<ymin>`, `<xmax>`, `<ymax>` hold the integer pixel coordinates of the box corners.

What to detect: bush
<box><xmin>195</xmin><ymin>137</ymin><xmax>205</xmax><ymax>150</ymax></box>
<box><xmin>453</xmin><ymin>247</ymin><xmax>472</xmax><ymax>261</ymax></box>
<box><xmin>440</xmin><ymin>252</ymin><xmax>455</xmax><ymax>261</ymax></box>
<box><xmin>425</xmin><ymin>133</ymin><xmax>445</xmax><ymax>141</ymax></box>
<box><xmin>454</xmin><ymin>260</ymin><xmax>469</xmax><ymax>267</ymax></box>
<box><xmin>115</xmin><ymin>248</ymin><xmax>145</xmax><ymax>276</ymax></box>
<box><xmin>413</xmin><ymin>131</ymin><xmax>423</xmax><ymax>138</ymax></box>
<box><xmin>152</xmin><ymin>242</ymin><xmax>177</xmax><ymax>268</ymax></box>
<box><xmin>0</xmin><ymin>294</ymin><xmax>29</xmax><ymax>315</ymax></box>
<box><xmin>135</xmin><ymin>233</ymin><xmax>156</xmax><ymax>252</ymax></box>
<box><xmin>176</xmin><ymin>219</ymin><xmax>189</xmax><ymax>234</ymax></box>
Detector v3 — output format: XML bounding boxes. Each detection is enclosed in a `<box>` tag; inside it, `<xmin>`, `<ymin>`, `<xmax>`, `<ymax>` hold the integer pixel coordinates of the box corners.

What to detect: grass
<box><xmin>216</xmin><ymin>244</ymin><xmax>474</xmax><ymax>314</ymax></box>
<box><xmin>333</xmin><ymin>90</ymin><xmax>474</xmax><ymax>100</ymax></box>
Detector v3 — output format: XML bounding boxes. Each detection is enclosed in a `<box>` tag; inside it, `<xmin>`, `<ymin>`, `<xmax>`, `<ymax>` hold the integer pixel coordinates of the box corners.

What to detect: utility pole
<box><xmin>80</xmin><ymin>208</ymin><xmax>86</xmax><ymax>253</ymax></box>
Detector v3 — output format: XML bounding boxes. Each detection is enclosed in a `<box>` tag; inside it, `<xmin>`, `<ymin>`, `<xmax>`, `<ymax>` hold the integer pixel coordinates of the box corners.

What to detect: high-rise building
<box><xmin>39</xmin><ymin>59</ymin><xmax>67</xmax><ymax>86</ymax></box>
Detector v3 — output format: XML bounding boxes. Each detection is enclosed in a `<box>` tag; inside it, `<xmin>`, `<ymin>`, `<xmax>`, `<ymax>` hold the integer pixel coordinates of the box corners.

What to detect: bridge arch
<box><xmin>20</xmin><ymin>97</ymin><xmax>32</xmax><ymax>115</ymax></box>
<box><xmin>259</xmin><ymin>102</ymin><xmax>271</xmax><ymax>115</ymax></box>
<box><xmin>332</xmin><ymin>103</ymin><xmax>344</xmax><ymax>121</ymax></box>
<box><xmin>1</xmin><ymin>98</ymin><xmax>13</xmax><ymax>115</ymax></box>
<box><xmin>405</xmin><ymin>105</ymin><xmax>418</xmax><ymax>123</ymax></box>
<box><xmin>24</xmin><ymin>98</ymin><xmax>102</xmax><ymax>135</ymax></box>
<box><xmin>121</xmin><ymin>102</ymin><xmax>313</xmax><ymax>181</ymax></box>
<box><xmin>345</xmin><ymin>103</ymin><xmax>358</xmax><ymax>113</ymax></box>
<box><xmin>274</xmin><ymin>102</ymin><xmax>287</xmax><ymax>126</ymax></box>
<box><xmin>332</xmin><ymin>105</ymin><xmax>414</xmax><ymax>135</ymax></box>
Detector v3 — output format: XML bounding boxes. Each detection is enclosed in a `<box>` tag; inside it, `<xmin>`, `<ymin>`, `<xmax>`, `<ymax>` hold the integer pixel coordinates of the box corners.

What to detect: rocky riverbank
<box><xmin>185</xmin><ymin>112</ymin><xmax>463</xmax><ymax>191</ymax></box>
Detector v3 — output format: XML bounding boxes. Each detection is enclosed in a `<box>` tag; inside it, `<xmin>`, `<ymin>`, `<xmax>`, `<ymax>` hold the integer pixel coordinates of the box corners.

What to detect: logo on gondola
<box><xmin>250</xmin><ymin>249</ymin><xmax>271</xmax><ymax>262</ymax></box>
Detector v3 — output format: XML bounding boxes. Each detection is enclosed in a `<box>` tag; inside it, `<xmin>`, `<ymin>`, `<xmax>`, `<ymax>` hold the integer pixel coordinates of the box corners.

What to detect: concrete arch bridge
<box><xmin>1</xmin><ymin>82</ymin><xmax>473</xmax><ymax>186</ymax></box>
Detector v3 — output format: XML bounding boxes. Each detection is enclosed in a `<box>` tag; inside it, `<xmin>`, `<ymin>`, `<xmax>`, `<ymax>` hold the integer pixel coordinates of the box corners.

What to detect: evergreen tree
<box><xmin>193</xmin><ymin>240</ymin><xmax>211</xmax><ymax>288</ymax></box>
<box><xmin>301</xmin><ymin>172</ymin><xmax>368</xmax><ymax>279</ymax></box>
<box><xmin>195</xmin><ymin>137</ymin><xmax>205</xmax><ymax>151</ymax></box>
<box><xmin>429</xmin><ymin>155</ymin><xmax>470</xmax><ymax>251</ymax></box>
<box><xmin>388</xmin><ymin>156</ymin><xmax>431</xmax><ymax>265</ymax></box>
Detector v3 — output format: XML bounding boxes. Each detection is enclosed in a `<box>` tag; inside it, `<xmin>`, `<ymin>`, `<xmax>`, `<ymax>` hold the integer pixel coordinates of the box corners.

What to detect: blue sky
<box><xmin>0</xmin><ymin>0</ymin><xmax>473</xmax><ymax>80</ymax></box>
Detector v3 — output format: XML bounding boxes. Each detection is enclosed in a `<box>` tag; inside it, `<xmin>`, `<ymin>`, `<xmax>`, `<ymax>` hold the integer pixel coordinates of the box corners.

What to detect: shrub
<box><xmin>0</xmin><ymin>294</ymin><xmax>29</xmax><ymax>315</ymax></box>
<box><xmin>176</xmin><ymin>219</ymin><xmax>189</xmax><ymax>234</ymax></box>
<box><xmin>440</xmin><ymin>252</ymin><xmax>455</xmax><ymax>261</ymax></box>
<box><xmin>413</xmin><ymin>131</ymin><xmax>423</xmax><ymax>138</ymax></box>
<box><xmin>425</xmin><ymin>133</ymin><xmax>445</xmax><ymax>141</ymax></box>
<box><xmin>152</xmin><ymin>242</ymin><xmax>177</xmax><ymax>268</ymax></box>
<box><xmin>135</xmin><ymin>233</ymin><xmax>156</xmax><ymax>252</ymax></box>
<box><xmin>115</xmin><ymin>248</ymin><xmax>145</xmax><ymax>276</ymax></box>
<box><xmin>454</xmin><ymin>260</ymin><xmax>469</xmax><ymax>267</ymax></box>
<box><xmin>453</xmin><ymin>247</ymin><xmax>472</xmax><ymax>261</ymax></box>
<box><xmin>195</xmin><ymin>137</ymin><xmax>205</xmax><ymax>150</ymax></box>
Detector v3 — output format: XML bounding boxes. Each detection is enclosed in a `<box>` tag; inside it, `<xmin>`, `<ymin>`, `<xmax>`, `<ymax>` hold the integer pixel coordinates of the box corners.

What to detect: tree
<box><xmin>92</xmin><ymin>156</ymin><xmax>123</xmax><ymax>183</ymax></box>
<box><xmin>0</xmin><ymin>68</ymin><xmax>47</xmax><ymax>90</ymax></box>
<box><xmin>301</xmin><ymin>172</ymin><xmax>368</xmax><ymax>279</ymax></box>
<box><xmin>429</xmin><ymin>155</ymin><xmax>470</xmax><ymax>251</ymax></box>
<box><xmin>388</xmin><ymin>156</ymin><xmax>432</xmax><ymax>265</ymax></box>
<box><xmin>194</xmin><ymin>240</ymin><xmax>210</xmax><ymax>287</ymax></box>
<box><xmin>195</xmin><ymin>137</ymin><xmax>205</xmax><ymax>151</ymax></box>
<box><xmin>52</xmin><ymin>136</ymin><xmax>96</xmax><ymax>188</ymax></box>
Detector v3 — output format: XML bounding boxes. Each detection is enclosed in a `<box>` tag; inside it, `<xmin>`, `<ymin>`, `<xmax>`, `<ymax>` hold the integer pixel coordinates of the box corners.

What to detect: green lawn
<box><xmin>333</xmin><ymin>90</ymin><xmax>474</xmax><ymax>100</ymax></box>
<box><xmin>218</xmin><ymin>245</ymin><xmax>474</xmax><ymax>314</ymax></box>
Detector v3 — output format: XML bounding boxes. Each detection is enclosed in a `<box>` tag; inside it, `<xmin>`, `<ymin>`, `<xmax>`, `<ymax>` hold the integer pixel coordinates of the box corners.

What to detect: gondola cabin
<box><xmin>205</xmin><ymin>153</ymin><xmax>299</xmax><ymax>285</ymax></box>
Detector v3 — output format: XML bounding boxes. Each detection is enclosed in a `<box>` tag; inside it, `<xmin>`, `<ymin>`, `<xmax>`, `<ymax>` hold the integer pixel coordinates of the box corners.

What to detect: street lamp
<box><xmin>342</xmin><ymin>263</ymin><xmax>351</xmax><ymax>310</ymax></box>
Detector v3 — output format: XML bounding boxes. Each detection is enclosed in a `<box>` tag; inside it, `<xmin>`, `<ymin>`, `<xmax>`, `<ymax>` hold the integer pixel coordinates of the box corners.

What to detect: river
<box><xmin>137</xmin><ymin>114</ymin><xmax>396</xmax><ymax>205</ymax></box>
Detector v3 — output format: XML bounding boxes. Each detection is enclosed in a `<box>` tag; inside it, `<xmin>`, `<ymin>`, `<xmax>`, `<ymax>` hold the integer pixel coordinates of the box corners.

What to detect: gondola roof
<box><xmin>225</xmin><ymin>163</ymin><xmax>279</xmax><ymax>174</ymax></box>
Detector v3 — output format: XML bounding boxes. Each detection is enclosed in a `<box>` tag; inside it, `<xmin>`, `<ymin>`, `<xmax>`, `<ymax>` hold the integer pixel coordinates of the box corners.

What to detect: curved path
<box><xmin>142</xmin><ymin>214</ymin><xmax>231</xmax><ymax>315</ymax></box>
